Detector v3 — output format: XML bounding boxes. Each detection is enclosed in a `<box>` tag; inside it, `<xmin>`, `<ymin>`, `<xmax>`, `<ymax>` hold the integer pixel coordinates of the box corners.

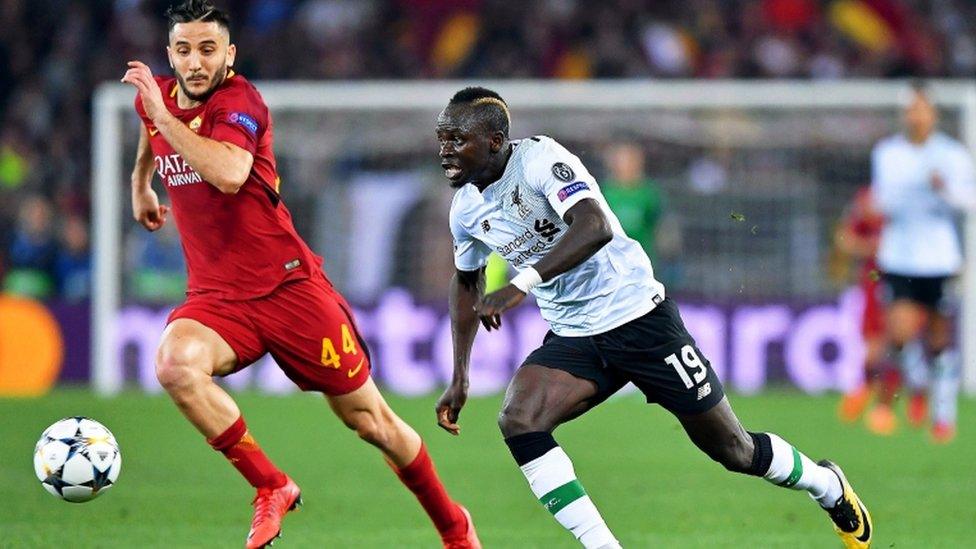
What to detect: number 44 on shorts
<box><xmin>664</xmin><ymin>345</ymin><xmax>712</xmax><ymax>400</ymax></box>
<box><xmin>321</xmin><ymin>324</ymin><xmax>358</xmax><ymax>369</ymax></box>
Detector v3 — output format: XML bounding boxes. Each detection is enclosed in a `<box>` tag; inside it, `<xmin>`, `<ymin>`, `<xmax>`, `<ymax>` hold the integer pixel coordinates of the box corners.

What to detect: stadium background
<box><xmin>2</xmin><ymin>0</ymin><xmax>975</xmax><ymax>547</ymax></box>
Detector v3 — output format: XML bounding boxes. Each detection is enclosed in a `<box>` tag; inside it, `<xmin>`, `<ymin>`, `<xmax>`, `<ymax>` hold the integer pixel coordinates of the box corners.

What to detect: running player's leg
<box><xmin>885</xmin><ymin>296</ymin><xmax>930</xmax><ymax>426</ymax></box>
<box><xmin>676</xmin><ymin>399</ymin><xmax>872</xmax><ymax>546</ymax></box>
<box><xmin>160</xmin><ymin>307</ymin><xmax>297</xmax><ymax>549</ymax></box>
<box><xmin>156</xmin><ymin>319</ymin><xmax>240</xmax><ymax>434</ymax></box>
<box><xmin>678</xmin><ymin>398</ymin><xmax>841</xmax><ymax>503</ymax></box>
<box><xmin>260</xmin><ymin>276</ymin><xmax>477</xmax><ymax>547</ymax></box>
<box><xmin>156</xmin><ymin>318</ymin><xmax>289</xmax><ymax>491</ymax></box>
<box><xmin>862</xmin><ymin>330</ymin><xmax>900</xmax><ymax>435</ymax></box>
<box><xmin>499</xmin><ymin>363</ymin><xmax>623</xmax><ymax>549</ymax></box>
<box><xmin>613</xmin><ymin>299</ymin><xmax>871</xmax><ymax>546</ymax></box>
<box><xmin>926</xmin><ymin>310</ymin><xmax>959</xmax><ymax>442</ymax></box>
<box><xmin>841</xmin><ymin>280</ymin><xmax>888</xmax><ymax>424</ymax></box>
<box><xmin>326</xmin><ymin>377</ymin><xmax>478</xmax><ymax>547</ymax></box>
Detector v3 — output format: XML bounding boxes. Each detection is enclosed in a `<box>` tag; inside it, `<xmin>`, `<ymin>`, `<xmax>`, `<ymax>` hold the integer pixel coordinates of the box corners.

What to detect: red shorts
<box><xmin>167</xmin><ymin>274</ymin><xmax>370</xmax><ymax>395</ymax></box>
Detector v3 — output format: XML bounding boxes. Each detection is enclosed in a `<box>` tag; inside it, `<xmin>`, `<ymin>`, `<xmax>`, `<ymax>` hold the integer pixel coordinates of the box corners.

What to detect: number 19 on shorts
<box><xmin>664</xmin><ymin>345</ymin><xmax>707</xmax><ymax>389</ymax></box>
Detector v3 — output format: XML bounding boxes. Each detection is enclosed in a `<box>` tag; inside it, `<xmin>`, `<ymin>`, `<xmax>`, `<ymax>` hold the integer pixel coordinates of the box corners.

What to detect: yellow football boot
<box><xmin>818</xmin><ymin>460</ymin><xmax>873</xmax><ymax>548</ymax></box>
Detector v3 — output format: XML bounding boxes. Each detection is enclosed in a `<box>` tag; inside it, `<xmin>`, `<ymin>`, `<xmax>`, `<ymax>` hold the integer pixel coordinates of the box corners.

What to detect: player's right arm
<box><xmin>436</xmin><ymin>267</ymin><xmax>486</xmax><ymax>435</ymax></box>
<box><xmin>436</xmin><ymin>202</ymin><xmax>492</xmax><ymax>435</ymax></box>
<box><xmin>130</xmin><ymin>124</ymin><xmax>169</xmax><ymax>232</ymax></box>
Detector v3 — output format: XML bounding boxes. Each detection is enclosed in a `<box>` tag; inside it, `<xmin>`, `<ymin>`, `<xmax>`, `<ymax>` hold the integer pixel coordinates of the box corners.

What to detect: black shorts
<box><xmin>523</xmin><ymin>298</ymin><xmax>725</xmax><ymax>415</ymax></box>
<box><xmin>880</xmin><ymin>272</ymin><xmax>952</xmax><ymax>311</ymax></box>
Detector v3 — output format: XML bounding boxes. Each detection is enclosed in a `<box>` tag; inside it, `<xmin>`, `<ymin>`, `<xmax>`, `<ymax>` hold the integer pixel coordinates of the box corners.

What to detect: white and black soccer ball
<box><xmin>33</xmin><ymin>417</ymin><xmax>122</xmax><ymax>503</ymax></box>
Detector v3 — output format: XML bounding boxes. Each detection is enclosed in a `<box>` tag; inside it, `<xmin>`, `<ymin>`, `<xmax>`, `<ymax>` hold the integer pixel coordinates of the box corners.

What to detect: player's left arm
<box><xmin>121</xmin><ymin>61</ymin><xmax>253</xmax><ymax>194</ymax></box>
<box><xmin>475</xmin><ymin>199</ymin><xmax>612</xmax><ymax>330</ymax></box>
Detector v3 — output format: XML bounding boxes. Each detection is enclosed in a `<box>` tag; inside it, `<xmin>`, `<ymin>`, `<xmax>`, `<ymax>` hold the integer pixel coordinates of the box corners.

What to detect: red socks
<box><xmin>208</xmin><ymin>416</ymin><xmax>286</xmax><ymax>490</ymax></box>
<box><xmin>393</xmin><ymin>443</ymin><xmax>465</xmax><ymax>538</ymax></box>
<box><xmin>209</xmin><ymin>421</ymin><xmax>461</xmax><ymax>538</ymax></box>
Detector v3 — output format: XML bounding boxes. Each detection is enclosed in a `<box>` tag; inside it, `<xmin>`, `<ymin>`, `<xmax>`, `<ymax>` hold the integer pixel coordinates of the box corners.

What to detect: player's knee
<box><xmin>155</xmin><ymin>344</ymin><xmax>208</xmax><ymax>394</ymax></box>
<box><xmin>926</xmin><ymin>326</ymin><xmax>952</xmax><ymax>353</ymax></box>
<box><xmin>345</xmin><ymin>409</ymin><xmax>395</xmax><ymax>450</ymax></box>
<box><xmin>888</xmin><ymin>327</ymin><xmax>913</xmax><ymax>347</ymax></box>
<box><xmin>497</xmin><ymin>404</ymin><xmax>544</xmax><ymax>438</ymax></box>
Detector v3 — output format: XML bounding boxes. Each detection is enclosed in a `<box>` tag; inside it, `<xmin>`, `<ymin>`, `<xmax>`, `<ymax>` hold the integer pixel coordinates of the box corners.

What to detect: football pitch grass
<box><xmin>1</xmin><ymin>389</ymin><xmax>973</xmax><ymax>548</ymax></box>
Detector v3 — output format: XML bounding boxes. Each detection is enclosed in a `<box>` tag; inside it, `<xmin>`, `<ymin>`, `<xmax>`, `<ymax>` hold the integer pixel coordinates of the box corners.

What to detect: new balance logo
<box><xmin>534</xmin><ymin>218</ymin><xmax>561</xmax><ymax>241</ymax></box>
<box><xmin>697</xmin><ymin>382</ymin><xmax>712</xmax><ymax>401</ymax></box>
<box><xmin>482</xmin><ymin>219</ymin><xmax>491</xmax><ymax>233</ymax></box>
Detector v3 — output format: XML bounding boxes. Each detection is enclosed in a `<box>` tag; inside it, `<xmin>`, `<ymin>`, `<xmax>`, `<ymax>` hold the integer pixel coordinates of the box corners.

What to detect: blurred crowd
<box><xmin>3</xmin><ymin>0</ymin><xmax>976</xmax><ymax>301</ymax></box>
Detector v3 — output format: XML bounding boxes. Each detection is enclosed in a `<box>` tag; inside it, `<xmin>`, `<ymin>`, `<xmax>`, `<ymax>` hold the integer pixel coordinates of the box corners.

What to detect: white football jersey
<box><xmin>872</xmin><ymin>132</ymin><xmax>976</xmax><ymax>277</ymax></box>
<box><xmin>450</xmin><ymin>136</ymin><xmax>665</xmax><ymax>336</ymax></box>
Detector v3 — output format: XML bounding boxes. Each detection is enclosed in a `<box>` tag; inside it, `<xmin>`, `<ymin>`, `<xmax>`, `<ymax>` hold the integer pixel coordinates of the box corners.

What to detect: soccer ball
<box><xmin>33</xmin><ymin>416</ymin><xmax>122</xmax><ymax>503</ymax></box>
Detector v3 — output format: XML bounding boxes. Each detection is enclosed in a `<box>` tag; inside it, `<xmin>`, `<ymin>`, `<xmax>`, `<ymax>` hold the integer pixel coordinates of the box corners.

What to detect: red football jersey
<box><xmin>844</xmin><ymin>187</ymin><xmax>884</xmax><ymax>280</ymax></box>
<box><xmin>135</xmin><ymin>72</ymin><xmax>323</xmax><ymax>300</ymax></box>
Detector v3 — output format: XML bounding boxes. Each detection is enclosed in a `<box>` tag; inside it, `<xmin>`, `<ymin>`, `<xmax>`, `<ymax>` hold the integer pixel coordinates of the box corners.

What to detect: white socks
<box><xmin>901</xmin><ymin>341</ymin><xmax>930</xmax><ymax>391</ymax></box>
<box><xmin>519</xmin><ymin>447</ymin><xmax>621</xmax><ymax>548</ymax></box>
<box><xmin>763</xmin><ymin>433</ymin><xmax>843</xmax><ymax>507</ymax></box>
<box><xmin>931</xmin><ymin>349</ymin><xmax>961</xmax><ymax>425</ymax></box>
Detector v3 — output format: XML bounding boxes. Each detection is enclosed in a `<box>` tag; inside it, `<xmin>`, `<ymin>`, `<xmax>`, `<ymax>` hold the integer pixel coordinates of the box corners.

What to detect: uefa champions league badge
<box><xmin>228</xmin><ymin>112</ymin><xmax>259</xmax><ymax>135</ymax></box>
<box><xmin>557</xmin><ymin>182</ymin><xmax>590</xmax><ymax>202</ymax></box>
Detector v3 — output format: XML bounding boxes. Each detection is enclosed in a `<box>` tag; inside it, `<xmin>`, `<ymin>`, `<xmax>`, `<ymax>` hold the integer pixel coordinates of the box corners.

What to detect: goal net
<box><xmin>92</xmin><ymin>81</ymin><xmax>976</xmax><ymax>396</ymax></box>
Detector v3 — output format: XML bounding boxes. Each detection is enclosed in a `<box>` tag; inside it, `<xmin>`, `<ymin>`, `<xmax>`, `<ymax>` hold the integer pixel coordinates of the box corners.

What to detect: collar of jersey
<box><xmin>471</xmin><ymin>140</ymin><xmax>523</xmax><ymax>195</ymax></box>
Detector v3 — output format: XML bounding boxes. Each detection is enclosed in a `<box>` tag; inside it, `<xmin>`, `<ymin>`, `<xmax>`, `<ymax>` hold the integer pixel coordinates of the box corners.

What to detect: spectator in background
<box><xmin>126</xmin><ymin>217</ymin><xmax>187</xmax><ymax>303</ymax></box>
<box><xmin>54</xmin><ymin>215</ymin><xmax>91</xmax><ymax>302</ymax></box>
<box><xmin>4</xmin><ymin>194</ymin><xmax>57</xmax><ymax>298</ymax></box>
<box><xmin>601</xmin><ymin>142</ymin><xmax>663</xmax><ymax>261</ymax></box>
<box><xmin>6</xmin><ymin>0</ymin><xmax>976</xmax><ymax>300</ymax></box>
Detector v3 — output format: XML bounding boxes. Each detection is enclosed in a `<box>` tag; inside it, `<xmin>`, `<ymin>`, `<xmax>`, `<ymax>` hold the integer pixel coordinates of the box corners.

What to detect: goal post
<box><xmin>92</xmin><ymin>80</ymin><xmax>976</xmax><ymax>396</ymax></box>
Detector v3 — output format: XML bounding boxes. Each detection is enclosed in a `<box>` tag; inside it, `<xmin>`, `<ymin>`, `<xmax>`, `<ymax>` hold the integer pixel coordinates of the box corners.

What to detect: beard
<box><xmin>176</xmin><ymin>64</ymin><xmax>228</xmax><ymax>102</ymax></box>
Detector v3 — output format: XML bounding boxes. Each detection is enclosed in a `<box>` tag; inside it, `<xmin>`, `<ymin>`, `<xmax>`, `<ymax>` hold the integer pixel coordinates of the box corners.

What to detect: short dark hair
<box><xmin>910</xmin><ymin>79</ymin><xmax>929</xmax><ymax>95</ymax></box>
<box><xmin>449</xmin><ymin>87</ymin><xmax>510</xmax><ymax>137</ymax></box>
<box><xmin>165</xmin><ymin>0</ymin><xmax>230</xmax><ymax>34</ymax></box>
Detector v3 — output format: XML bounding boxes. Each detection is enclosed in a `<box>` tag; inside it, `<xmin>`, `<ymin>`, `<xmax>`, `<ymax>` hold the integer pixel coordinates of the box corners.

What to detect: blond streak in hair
<box><xmin>471</xmin><ymin>97</ymin><xmax>511</xmax><ymax>127</ymax></box>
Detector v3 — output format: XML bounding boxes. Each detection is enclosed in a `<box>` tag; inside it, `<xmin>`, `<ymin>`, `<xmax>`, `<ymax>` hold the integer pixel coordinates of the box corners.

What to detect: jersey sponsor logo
<box><xmin>228</xmin><ymin>112</ymin><xmax>259</xmax><ymax>135</ymax></box>
<box><xmin>534</xmin><ymin>218</ymin><xmax>561</xmax><ymax>242</ymax></box>
<box><xmin>496</xmin><ymin>229</ymin><xmax>533</xmax><ymax>255</ymax></box>
<box><xmin>481</xmin><ymin>219</ymin><xmax>491</xmax><ymax>233</ymax></box>
<box><xmin>551</xmin><ymin>162</ymin><xmax>575</xmax><ymax>182</ymax></box>
<box><xmin>556</xmin><ymin>181</ymin><xmax>590</xmax><ymax>201</ymax></box>
<box><xmin>154</xmin><ymin>153</ymin><xmax>203</xmax><ymax>187</ymax></box>
<box><xmin>495</xmin><ymin>227</ymin><xmax>555</xmax><ymax>268</ymax></box>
